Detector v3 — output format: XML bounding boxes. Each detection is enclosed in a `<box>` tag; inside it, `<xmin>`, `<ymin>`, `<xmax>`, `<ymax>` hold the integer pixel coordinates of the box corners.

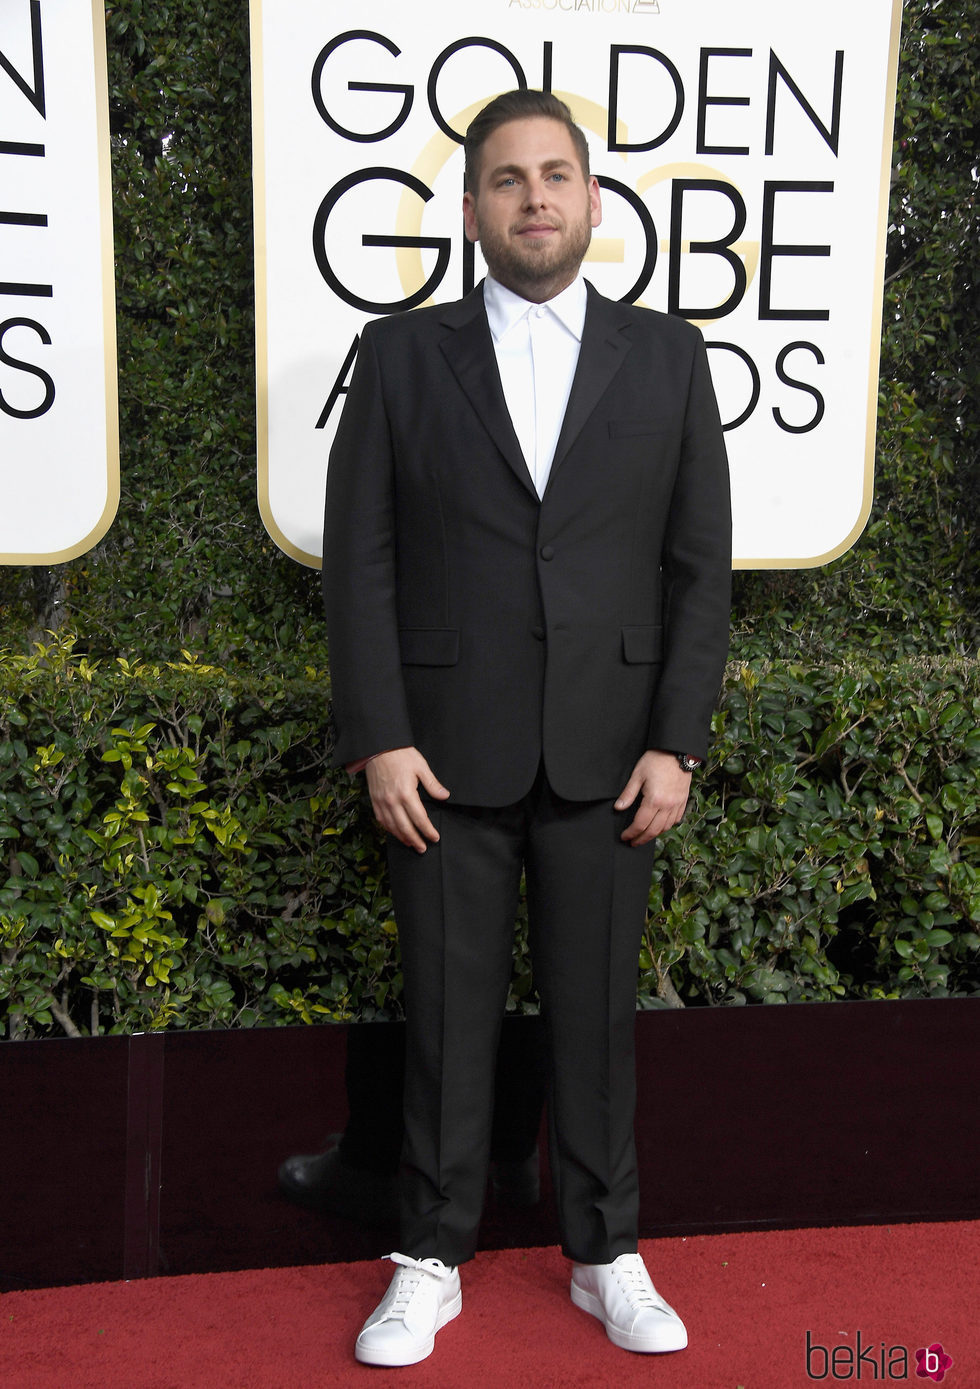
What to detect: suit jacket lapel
<box><xmin>547</xmin><ymin>282</ymin><xmax>635</xmax><ymax>489</ymax></box>
<box><xmin>438</xmin><ymin>287</ymin><xmax>537</xmax><ymax>499</ymax></box>
<box><xmin>436</xmin><ymin>280</ymin><xmax>635</xmax><ymax>500</ymax></box>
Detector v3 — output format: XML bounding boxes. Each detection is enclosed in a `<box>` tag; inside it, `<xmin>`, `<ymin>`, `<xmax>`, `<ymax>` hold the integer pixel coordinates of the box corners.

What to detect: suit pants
<box><xmin>386</xmin><ymin>764</ymin><xmax>658</xmax><ymax>1266</ymax></box>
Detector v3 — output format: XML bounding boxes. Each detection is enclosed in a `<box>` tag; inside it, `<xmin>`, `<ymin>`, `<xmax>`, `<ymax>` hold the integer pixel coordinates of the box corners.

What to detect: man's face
<box><xmin>462</xmin><ymin>116</ymin><xmax>602</xmax><ymax>302</ymax></box>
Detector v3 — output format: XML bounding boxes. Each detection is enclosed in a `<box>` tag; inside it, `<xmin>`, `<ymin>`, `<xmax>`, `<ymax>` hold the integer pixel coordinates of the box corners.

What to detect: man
<box><xmin>323</xmin><ymin>89</ymin><xmax>731</xmax><ymax>1367</ymax></box>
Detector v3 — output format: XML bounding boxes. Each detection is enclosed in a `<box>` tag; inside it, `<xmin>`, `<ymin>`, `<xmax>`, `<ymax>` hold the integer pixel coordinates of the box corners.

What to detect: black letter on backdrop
<box><xmin>312</xmin><ymin>168</ymin><xmax>451</xmax><ymax>313</ymax></box>
<box><xmin>594</xmin><ymin>176</ymin><xmax>658</xmax><ymax>305</ymax></box>
<box><xmin>0</xmin><ymin>210</ymin><xmax>46</xmax><ymax>226</ymax></box>
<box><xmin>428</xmin><ymin>38</ymin><xmax>528</xmax><ymax>143</ymax></box>
<box><xmin>0</xmin><ymin>139</ymin><xmax>44</xmax><ymax>156</ymax></box>
<box><xmin>541</xmin><ymin>42</ymin><xmax>553</xmax><ymax>93</ymax></box>
<box><xmin>668</xmin><ymin>180</ymin><xmax>747</xmax><ymax>320</ymax></box>
<box><xmin>773</xmin><ymin>341</ymin><xmax>825</xmax><ymax>433</ymax></box>
<box><xmin>759</xmin><ymin>181</ymin><xmax>832</xmax><ymax>320</ymax></box>
<box><xmin>697</xmin><ymin>48</ymin><xmax>752</xmax><ymax>155</ymax></box>
<box><xmin>0</xmin><ymin>0</ymin><xmax>45</xmax><ymax>117</ymax></box>
<box><xmin>608</xmin><ymin>46</ymin><xmax>684</xmax><ymax>152</ymax></box>
<box><xmin>0</xmin><ymin>316</ymin><xmax>55</xmax><ymax>419</ymax></box>
<box><xmin>311</xmin><ymin>31</ymin><xmax>413</xmax><ymax>142</ymax></box>
<box><xmin>766</xmin><ymin>50</ymin><xmax>844</xmax><ymax>156</ymax></box>
<box><xmin>704</xmin><ymin>341</ymin><xmax>761</xmax><ymax>432</ymax></box>
<box><xmin>316</xmin><ymin>335</ymin><xmax>360</xmax><ymax>429</ymax></box>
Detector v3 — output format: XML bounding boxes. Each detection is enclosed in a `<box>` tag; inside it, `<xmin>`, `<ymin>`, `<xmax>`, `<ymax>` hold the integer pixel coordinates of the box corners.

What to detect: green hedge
<box><xmin>0</xmin><ymin>637</ymin><xmax>386</xmax><ymax>1039</ymax></box>
<box><xmin>2</xmin><ymin>639</ymin><xmax>976</xmax><ymax>1039</ymax></box>
<box><xmin>642</xmin><ymin>658</ymin><xmax>979</xmax><ymax>1008</ymax></box>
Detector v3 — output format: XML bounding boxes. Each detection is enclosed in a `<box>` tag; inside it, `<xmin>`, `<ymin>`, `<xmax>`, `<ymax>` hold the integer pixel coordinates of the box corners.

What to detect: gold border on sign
<box><xmin>250</xmin><ymin>0</ymin><xmax>315</xmax><ymax>568</ymax></box>
<box><xmin>734</xmin><ymin>0</ymin><xmax>905</xmax><ymax>570</ymax></box>
<box><xmin>250</xmin><ymin>0</ymin><xmax>322</xmax><ymax>569</ymax></box>
<box><xmin>1</xmin><ymin>0</ymin><xmax>121</xmax><ymax>566</ymax></box>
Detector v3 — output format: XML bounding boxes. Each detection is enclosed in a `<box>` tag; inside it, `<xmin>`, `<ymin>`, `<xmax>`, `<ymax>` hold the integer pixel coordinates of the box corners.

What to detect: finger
<box><xmin>392</xmin><ymin>792</ymin><xmax>441</xmax><ymax>851</ymax></box>
<box><xmin>621</xmin><ymin>796</ymin><xmax>687</xmax><ymax>844</ymax></box>
<box><xmin>387</xmin><ymin>804</ymin><xmax>430</xmax><ymax>853</ymax></box>
<box><xmin>621</xmin><ymin>801</ymin><xmax>656</xmax><ymax>844</ymax></box>
<box><xmin>418</xmin><ymin>766</ymin><xmax>451</xmax><ymax>800</ymax></box>
<box><xmin>628</xmin><ymin>812</ymin><xmax>671</xmax><ymax>846</ymax></box>
<box><xmin>369</xmin><ymin>790</ymin><xmax>419</xmax><ymax>842</ymax></box>
<box><xmin>407</xmin><ymin>802</ymin><xmax>441</xmax><ymax>845</ymax></box>
<box><xmin>614</xmin><ymin>776</ymin><xmax>641</xmax><ymax>812</ymax></box>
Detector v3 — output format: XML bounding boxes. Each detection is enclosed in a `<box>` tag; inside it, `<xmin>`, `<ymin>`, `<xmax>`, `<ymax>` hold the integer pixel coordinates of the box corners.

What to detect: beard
<box><xmin>475</xmin><ymin>204</ymin><xmax>593</xmax><ymax>298</ymax></box>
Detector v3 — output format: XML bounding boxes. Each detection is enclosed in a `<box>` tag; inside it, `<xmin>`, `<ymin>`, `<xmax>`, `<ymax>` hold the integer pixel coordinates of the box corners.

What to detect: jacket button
<box><xmin>539</xmin><ymin>545</ymin><xmax>555</xmax><ymax>561</ymax></box>
<box><xmin>531</xmin><ymin>625</ymin><xmax>545</xmax><ymax>641</ymax></box>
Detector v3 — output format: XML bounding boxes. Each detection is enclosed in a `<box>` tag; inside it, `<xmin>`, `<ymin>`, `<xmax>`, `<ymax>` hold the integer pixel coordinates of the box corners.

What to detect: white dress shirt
<box><xmin>483</xmin><ymin>273</ymin><xmax>587</xmax><ymax>499</ymax></box>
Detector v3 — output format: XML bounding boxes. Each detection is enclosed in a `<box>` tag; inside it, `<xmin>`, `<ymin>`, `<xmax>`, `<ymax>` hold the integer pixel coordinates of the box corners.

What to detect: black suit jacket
<box><xmin>323</xmin><ymin>281</ymin><xmax>732</xmax><ymax>806</ymax></box>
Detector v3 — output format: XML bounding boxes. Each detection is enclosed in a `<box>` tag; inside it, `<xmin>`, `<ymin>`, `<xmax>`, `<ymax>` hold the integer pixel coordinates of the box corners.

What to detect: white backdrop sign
<box><xmin>0</xmin><ymin>0</ymin><xmax>118</xmax><ymax>564</ymax></box>
<box><xmin>250</xmin><ymin>0</ymin><xmax>902</xmax><ymax>568</ymax></box>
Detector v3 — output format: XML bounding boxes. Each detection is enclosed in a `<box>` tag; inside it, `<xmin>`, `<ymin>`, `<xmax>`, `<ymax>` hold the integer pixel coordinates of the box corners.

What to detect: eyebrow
<box><xmin>487</xmin><ymin>157</ymin><xmax>577</xmax><ymax>181</ymax></box>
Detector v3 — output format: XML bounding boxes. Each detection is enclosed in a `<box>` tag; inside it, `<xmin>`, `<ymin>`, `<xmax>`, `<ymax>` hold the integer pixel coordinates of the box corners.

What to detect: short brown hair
<box><xmin>463</xmin><ymin>90</ymin><xmax>591</xmax><ymax>194</ymax></box>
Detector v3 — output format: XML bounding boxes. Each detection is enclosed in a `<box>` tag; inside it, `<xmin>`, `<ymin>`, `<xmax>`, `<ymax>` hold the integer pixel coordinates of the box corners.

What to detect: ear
<box><xmin>462</xmin><ymin>190</ymin><xmax>480</xmax><ymax>245</ymax></box>
<box><xmin>588</xmin><ymin>175</ymin><xmax>602</xmax><ymax>229</ymax></box>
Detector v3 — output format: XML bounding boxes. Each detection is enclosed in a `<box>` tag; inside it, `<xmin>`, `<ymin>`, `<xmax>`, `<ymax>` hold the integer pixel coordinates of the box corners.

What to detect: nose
<box><xmin>522</xmin><ymin>177</ymin><xmax>548</xmax><ymax>210</ymax></box>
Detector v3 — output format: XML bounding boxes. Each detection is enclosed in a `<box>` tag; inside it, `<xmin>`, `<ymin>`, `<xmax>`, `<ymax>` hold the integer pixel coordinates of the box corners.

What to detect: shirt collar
<box><xmin>484</xmin><ymin>273</ymin><xmax>587</xmax><ymax>344</ymax></box>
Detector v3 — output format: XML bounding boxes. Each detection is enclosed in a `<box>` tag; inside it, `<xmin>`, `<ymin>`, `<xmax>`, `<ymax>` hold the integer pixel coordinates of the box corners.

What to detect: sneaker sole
<box><xmin>355</xmin><ymin>1290</ymin><xmax>463</xmax><ymax>1367</ymax></box>
<box><xmin>569</xmin><ymin>1281</ymin><xmax>688</xmax><ymax>1354</ymax></box>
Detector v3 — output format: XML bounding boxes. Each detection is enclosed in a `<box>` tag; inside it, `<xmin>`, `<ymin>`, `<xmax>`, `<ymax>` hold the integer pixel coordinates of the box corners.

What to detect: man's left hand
<box><xmin>616</xmin><ymin>749</ymin><xmax>692</xmax><ymax>846</ymax></box>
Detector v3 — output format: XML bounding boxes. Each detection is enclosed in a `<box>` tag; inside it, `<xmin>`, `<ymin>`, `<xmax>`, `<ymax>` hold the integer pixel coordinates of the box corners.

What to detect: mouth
<box><xmin>515</xmin><ymin>222</ymin><xmax>560</xmax><ymax>239</ymax></box>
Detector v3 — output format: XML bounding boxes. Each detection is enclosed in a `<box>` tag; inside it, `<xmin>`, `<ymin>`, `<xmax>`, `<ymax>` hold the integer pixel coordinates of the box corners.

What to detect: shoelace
<box><xmin>382</xmin><ymin>1252</ymin><xmax>453</xmax><ymax>1320</ymax></box>
<box><xmin>614</xmin><ymin>1257</ymin><xmax>665</xmax><ymax>1311</ymax></box>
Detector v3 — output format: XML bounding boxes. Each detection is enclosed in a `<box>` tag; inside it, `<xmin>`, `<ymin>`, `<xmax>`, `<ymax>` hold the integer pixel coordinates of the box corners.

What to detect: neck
<box><xmin>492</xmin><ymin>267</ymin><xmax>581</xmax><ymax>305</ymax></box>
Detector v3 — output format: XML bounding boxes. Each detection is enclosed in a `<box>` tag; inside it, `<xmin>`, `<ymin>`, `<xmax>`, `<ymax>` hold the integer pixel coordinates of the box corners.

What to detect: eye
<box><xmin>549</xmin><ymin>172</ymin><xmax>566</xmax><ymax>182</ymax></box>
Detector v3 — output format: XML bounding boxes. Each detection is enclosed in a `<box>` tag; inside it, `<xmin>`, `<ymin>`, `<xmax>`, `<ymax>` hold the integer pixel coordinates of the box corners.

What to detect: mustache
<box><xmin>512</xmin><ymin>218</ymin><xmax>562</xmax><ymax>233</ymax></box>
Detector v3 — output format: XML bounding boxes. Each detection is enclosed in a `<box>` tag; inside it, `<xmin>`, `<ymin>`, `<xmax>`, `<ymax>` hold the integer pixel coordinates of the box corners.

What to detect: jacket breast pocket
<box><xmin>622</xmin><ymin>625</ymin><xmax>663</xmax><ymax>664</ymax></box>
<box><xmin>398</xmin><ymin>627</ymin><xmax>460</xmax><ymax>666</ymax></box>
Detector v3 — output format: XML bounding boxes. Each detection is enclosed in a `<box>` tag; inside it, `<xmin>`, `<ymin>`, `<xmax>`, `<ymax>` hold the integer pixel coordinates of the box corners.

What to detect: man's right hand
<box><xmin>364</xmin><ymin>747</ymin><xmax>450</xmax><ymax>852</ymax></box>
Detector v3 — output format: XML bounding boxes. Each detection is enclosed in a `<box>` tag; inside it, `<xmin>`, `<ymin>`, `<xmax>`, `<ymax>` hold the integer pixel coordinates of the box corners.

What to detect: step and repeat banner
<box><xmin>0</xmin><ymin>0</ymin><xmax>118</xmax><ymax>565</ymax></box>
<box><xmin>250</xmin><ymin>0</ymin><xmax>902</xmax><ymax>569</ymax></box>
<box><xmin>0</xmin><ymin>2</ymin><xmax>902</xmax><ymax>570</ymax></box>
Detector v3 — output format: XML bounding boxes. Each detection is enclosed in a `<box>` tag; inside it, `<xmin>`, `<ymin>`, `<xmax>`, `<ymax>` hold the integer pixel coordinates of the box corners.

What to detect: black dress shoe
<box><xmin>277</xmin><ymin>1144</ymin><xmax>400</xmax><ymax>1225</ymax></box>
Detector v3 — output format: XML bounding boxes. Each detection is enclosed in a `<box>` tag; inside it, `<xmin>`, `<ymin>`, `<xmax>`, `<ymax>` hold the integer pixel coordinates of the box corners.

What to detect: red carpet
<box><xmin>2</xmin><ymin>1223</ymin><xmax>975</xmax><ymax>1387</ymax></box>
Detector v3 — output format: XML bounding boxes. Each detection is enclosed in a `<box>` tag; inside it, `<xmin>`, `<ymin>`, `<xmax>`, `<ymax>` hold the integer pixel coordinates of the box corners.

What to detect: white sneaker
<box><xmin>355</xmin><ymin>1252</ymin><xmax>462</xmax><ymax>1367</ymax></box>
<box><xmin>570</xmin><ymin>1252</ymin><xmax>688</xmax><ymax>1353</ymax></box>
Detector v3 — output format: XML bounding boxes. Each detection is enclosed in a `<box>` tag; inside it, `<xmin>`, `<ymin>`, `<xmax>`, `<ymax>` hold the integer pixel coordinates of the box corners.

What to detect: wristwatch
<box><xmin>675</xmin><ymin>753</ymin><xmax>702</xmax><ymax>773</ymax></box>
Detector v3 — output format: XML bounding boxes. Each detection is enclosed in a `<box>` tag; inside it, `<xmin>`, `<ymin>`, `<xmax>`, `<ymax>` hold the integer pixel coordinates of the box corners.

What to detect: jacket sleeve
<box><xmin>322</xmin><ymin>323</ymin><xmax>415</xmax><ymax>767</ymax></box>
<box><xmin>646</xmin><ymin>329</ymin><xmax>732</xmax><ymax>760</ymax></box>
